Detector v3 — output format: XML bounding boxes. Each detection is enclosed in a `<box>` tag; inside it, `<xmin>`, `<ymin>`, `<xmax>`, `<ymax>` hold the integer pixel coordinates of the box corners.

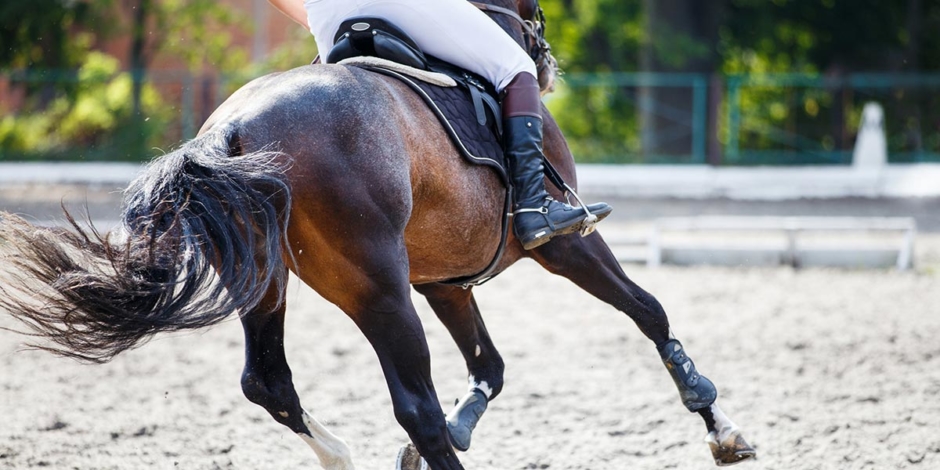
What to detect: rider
<box><xmin>268</xmin><ymin>0</ymin><xmax>611</xmax><ymax>250</ymax></box>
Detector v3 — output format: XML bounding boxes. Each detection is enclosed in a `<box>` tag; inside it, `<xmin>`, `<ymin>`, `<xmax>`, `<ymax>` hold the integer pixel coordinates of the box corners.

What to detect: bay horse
<box><xmin>0</xmin><ymin>0</ymin><xmax>754</xmax><ymax>468</ymax></box>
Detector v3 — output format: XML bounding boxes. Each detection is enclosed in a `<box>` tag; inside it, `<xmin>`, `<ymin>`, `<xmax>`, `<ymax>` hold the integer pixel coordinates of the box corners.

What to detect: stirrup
<box><xmin>512</xmin><ymin>200</ymin><xmax>585</xmax><ymax>250</ymax></box>
<box><xmin>562</xmin><ymin>183</ymin><xmax>599</xmax><ymax>237</ymax></box>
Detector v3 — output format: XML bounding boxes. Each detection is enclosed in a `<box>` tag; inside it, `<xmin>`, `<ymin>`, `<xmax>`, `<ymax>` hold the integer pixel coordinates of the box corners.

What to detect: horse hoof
<box><xmin>395</xmin><ymin>443</ymin><xmax>428</xmax><ymax>470</ymax></box>
<box><xmin>705</xmin><ymin>427</ymin><xmax>756</xmax><ymax>466</ymax></box>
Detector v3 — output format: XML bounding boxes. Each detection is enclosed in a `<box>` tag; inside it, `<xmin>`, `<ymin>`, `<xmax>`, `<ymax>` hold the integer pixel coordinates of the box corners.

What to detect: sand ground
<box><xmin>1</xmin><ymin>184</ymin><xmax>940</xmax><ymax>470</ymax></box>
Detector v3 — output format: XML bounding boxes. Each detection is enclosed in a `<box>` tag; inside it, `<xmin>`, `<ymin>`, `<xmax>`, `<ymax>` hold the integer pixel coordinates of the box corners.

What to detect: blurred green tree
<box><xmin>541</xmin><ymin>0</ymin><xmax>940</xmax><ymax>163</ymax></box>
<box><xmin>719</xmin><ymin>0</ymin><xmax>940</xmax><ymax>162</ymax></box>
<box><xmin>0</xmin><ymin>0</ymin><xmax>115</xmax><ymax>70</ymax></box>
<box><xmin>1</xmin><ymin>0</ymin><xmax>251</xmax><ymax>161</ymax></box>
<box><xmin>4</xmin><ymin>0</ymin><xmax>940</xmax><ymax>163</ymax></box>
<box><xmin>542</xmin><ymin>0</ymin><xmax>648</xmax><ymax>162</ymax></box>
<box><xmin>0</xmin><ymin>52</ymin><xmax>171</xmax><ymax>161</ymax></box>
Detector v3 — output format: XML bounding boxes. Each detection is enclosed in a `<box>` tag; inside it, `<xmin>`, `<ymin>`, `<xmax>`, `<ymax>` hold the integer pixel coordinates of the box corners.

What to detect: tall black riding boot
<box><xmin>502</xmin><ymin>73</ymin><xmax>611</xmax><ymax>250</ymax></box>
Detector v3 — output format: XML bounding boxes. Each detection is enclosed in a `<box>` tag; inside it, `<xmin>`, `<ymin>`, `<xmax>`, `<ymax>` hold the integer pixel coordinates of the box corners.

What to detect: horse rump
<box><xmin>0</xmin><ymin>130</ymin><xmax>292</xmax><ymax>363</ymax></box>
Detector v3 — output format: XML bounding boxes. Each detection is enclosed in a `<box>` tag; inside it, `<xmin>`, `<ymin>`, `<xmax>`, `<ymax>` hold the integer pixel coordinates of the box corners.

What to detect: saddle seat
<box><xmin>327</xmin><ymin>17</ymin><xmax>508</xmax><ymax>179</ymax></box>
<box><xmin>327</xmin><ymin>17</ymin><xmax>429</xmax><ymax>70</ymax></box>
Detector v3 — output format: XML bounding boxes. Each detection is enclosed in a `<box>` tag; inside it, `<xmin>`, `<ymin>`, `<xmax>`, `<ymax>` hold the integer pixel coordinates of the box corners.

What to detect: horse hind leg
<box><xmin>414</xmin><ymin>283</ymin><xmax>505</xmax><ymax>452</ymax></box>
<box><xmin>310</xmin><ymin>236</ymin><xmax>464</xmax><ymax>469</ymax></box>
<box><xmin>530</xmin><ymin>232</ymin><xmax>756</xmax><ymax>466</ymax></box>
<box><xmin>345</xmin><ymin>281</ymin><xmax>463</xmax><ymax>470</ymax></box>
<box><xmin>239</xmin><ymin>286</ymin><xmax>354</xmax><ymax>470</ymax></box>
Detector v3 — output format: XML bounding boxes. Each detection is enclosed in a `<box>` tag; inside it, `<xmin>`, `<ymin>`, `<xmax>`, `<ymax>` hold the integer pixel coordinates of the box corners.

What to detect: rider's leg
<box><xmin>501</xmin><ymin>73</ymin><xmax>611</xmax><ymax>249</ymax></box>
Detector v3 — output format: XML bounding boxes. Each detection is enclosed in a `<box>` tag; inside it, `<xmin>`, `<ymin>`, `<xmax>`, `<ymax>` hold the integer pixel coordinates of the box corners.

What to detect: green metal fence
<box><xmin>3</xmin><ymin>69</ymin><xmax>940</xmax><ymax>164</ymax></box>
<box><xmin>548</xmin><ymin>73</ymin><xmax>709</xmax><ymax>164</ymax></box>
<box><xmin>1</xmin><ymin>69</ymin><xmax>196</xmax><ymax>161</ymax></box>
<box><xmin>725</xmin><ymin>73</ymin><xmax>940</xmax><ymax>165</ymax></box>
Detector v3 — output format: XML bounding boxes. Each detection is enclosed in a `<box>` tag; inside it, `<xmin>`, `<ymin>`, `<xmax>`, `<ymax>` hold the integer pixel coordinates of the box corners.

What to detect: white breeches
<box><xmin>303</xmin><ymin>0</ymin><xmax>537</xmax><ymax>91</ymax></box>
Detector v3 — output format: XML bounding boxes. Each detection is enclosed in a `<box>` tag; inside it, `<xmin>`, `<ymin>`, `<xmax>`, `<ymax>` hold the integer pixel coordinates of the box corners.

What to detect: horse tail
<box><xmin>0</xmin><ymin>129</ymin><xmax>292</xmax><ymax>363</ymax></box>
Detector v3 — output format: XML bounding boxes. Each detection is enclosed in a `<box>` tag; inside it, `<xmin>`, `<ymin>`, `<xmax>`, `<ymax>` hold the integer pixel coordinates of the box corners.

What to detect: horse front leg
<box><xmin>239</xmin><ymin>285</ymin><xmax>354</xmax><ymax>470</ymax></box>
<box><xmin>414</xmin><ymin>283</ymin><xmax>505</xmax><ymax>452</ymax></box>
<box><xmin>530</xmin><ymin>232</ymin><xmax>756</xmax><ymax>466</ymax></box>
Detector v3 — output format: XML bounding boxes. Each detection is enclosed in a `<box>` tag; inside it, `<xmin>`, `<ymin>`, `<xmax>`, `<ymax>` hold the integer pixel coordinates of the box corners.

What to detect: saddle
<box><xmin>328</xmin><ymin>17</ymin><xmax>509</xmax><ymax>182</ymax></box>
<box><xmin>327</xmin><ymin>17</ymin><xmax>513</xmax><ymax>287</ymax></box>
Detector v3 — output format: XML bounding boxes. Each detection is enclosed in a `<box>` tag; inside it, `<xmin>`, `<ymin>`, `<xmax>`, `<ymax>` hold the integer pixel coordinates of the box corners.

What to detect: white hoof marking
<box><xmin>298</xmin><ymin>409</ymin><xmax>356</xmax><ymax>470</ymax></box>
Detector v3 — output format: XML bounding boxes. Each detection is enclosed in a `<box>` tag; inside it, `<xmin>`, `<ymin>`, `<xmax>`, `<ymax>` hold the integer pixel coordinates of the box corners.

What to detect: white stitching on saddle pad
<box><xmin>338</xmin><ymin>56</ymin><xmax>458</xmax><ymax>87</ymax></box>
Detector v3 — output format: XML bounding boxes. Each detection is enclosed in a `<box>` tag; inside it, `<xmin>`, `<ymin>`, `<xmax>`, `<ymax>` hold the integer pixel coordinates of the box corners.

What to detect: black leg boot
<box><xmin>502</xmin><ymin>73</ymin><xmax>611</xmax><ymax>250</ymax></box>
<box><xmin>658</xmin><ymin>339</ymin><xmax>718</xmax><ymax>411</ymax></box>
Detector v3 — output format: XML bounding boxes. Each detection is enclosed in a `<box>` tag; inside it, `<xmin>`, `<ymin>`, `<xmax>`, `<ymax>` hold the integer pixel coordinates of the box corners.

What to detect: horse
<box><xmin>0</xmin><ymin>1</ymin><xmax>755</xmax><ymax>469</ymax></box>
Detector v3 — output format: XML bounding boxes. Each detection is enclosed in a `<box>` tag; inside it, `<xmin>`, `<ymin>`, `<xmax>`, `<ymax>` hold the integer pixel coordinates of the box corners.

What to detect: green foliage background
<box><xmin>2</xmin><ymin>0</ymin><xmax>939</xmax><ymax>163</ymax></box>
<box><xmin>0</xmin><ymin>0</ymin><xmax>248</xmax><ymax>161</ymax></box>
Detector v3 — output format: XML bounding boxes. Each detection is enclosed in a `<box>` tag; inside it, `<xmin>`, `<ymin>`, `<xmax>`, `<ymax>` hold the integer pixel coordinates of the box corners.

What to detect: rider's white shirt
<box><xmin>303</xmin><ymin>0</ymin><xmax>536</xmax><ymax>92</ymax></box>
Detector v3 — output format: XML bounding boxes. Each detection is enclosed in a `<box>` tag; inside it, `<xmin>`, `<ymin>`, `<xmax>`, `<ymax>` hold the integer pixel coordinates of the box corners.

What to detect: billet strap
<box><xmin>540</xmin><ymin>158</ymin><xmax>599</xmax><ymax>236</ymax></box>
<box><xmin>541</xmin><ymin>156</ymin><xmax>568</xmax><ymax>193</ymax></box>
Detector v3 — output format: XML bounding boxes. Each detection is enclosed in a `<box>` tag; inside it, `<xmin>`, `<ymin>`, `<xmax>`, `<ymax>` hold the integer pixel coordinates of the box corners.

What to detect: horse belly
<box><xmin>404</xmin><ymin>154</ymin><xmax>505</xmax><ymax>284</ymax></box>
<box><xmin>363</xmin><ymin>72</ymin><xmax>506</xmax><ymax>284</ymax></box>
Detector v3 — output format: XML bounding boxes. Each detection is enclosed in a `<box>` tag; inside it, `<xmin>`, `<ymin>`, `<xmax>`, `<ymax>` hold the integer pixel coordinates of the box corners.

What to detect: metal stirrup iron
<box><xmin>562</xmin><ymin>183</ymin><xmax>599</xmax><ymax>236</ymax></box>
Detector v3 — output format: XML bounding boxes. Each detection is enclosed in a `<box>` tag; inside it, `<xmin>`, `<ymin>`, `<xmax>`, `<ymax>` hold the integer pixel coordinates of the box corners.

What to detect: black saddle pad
<box><xmin>353</xmin><ymin>64</ymin><xmax>509</xmax><ymax>186</ymax></box>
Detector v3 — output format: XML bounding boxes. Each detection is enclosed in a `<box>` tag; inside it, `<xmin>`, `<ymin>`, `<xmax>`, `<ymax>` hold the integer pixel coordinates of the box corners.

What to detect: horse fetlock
<box><xmin>241</xmin><ymin>372</ymin><xmax>306</xmax><ymax>432</ymax></box>
<box><xmin>240</xmin><ymin>372</ymin><xmax>270</xmax><ymax>406</ymax></box>
<box><xmin>467</xmin><ymin>373</ymin><xmax>500</xmax><ymax>400</ymax></box>
<box><xmin>445</xmin><ymin>389</ymin><xmax>488</xmax><ymax>452</ymax></box>
<box><xmin>658</xmin><ymin>339</ymin><xmax>717</xmax><ymax>412</ymax></box>
<box><xmin>393</xmin><ymin>404</ymin><xmax>451</xmax><ymax>453</ymax></box>
<box><xmin>241</xmin><ymin>372</ymin><xmax>292</xmax><ymax>409</ymax></box>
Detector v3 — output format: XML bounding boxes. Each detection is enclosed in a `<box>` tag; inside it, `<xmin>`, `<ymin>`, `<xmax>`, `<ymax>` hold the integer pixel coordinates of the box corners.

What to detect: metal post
<box><xmin>648</xmin><ymin>224</ymin><xmax>662</xmax><ymax>268</ymax></box>
<box><xmin>726</xmin><ymin>75</ymin><xmax>741</xmax><ymax>163</ymax></box>
<box><xmin>898</xmin><ymin>226</ymin><xmax>916</xmax><ymax>271</ymax></box>
<box><xmin>785</xmin><ymin>228</ymin><xmax>798</xmax><ymax>268</ymax></box>
<box><xmin>692</xmin><ymin>74</ymin><xmax>707</xmax><ymax>164</ymax></box>
<box><xmin>181</xmin><ymin>71</ymin><xmax>196</xmax><ymax>140</ymax></box>
<box><xmin>216</xmin><ymin>74</ymin><xmax>228</xmax><ymax>109</ymax></box>
<box><xmin>707</xmin><ymin>73</ymin><xmax>724</xmax><ymax>165</ymax></box>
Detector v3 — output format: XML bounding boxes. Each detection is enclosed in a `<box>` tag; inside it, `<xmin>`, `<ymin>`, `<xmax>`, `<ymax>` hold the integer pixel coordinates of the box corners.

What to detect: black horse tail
<box><xmin>0</xmin><ymin>129</ymin><xmax>292</xmax><ymax>363</ymax></box>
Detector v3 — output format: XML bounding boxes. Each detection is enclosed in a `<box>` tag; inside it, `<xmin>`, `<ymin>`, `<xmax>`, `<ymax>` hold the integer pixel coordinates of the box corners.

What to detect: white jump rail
<box><xmin>647</xmin><ymin>216</ymin><xmax>917</xmax><ymax>270</ymax></box>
